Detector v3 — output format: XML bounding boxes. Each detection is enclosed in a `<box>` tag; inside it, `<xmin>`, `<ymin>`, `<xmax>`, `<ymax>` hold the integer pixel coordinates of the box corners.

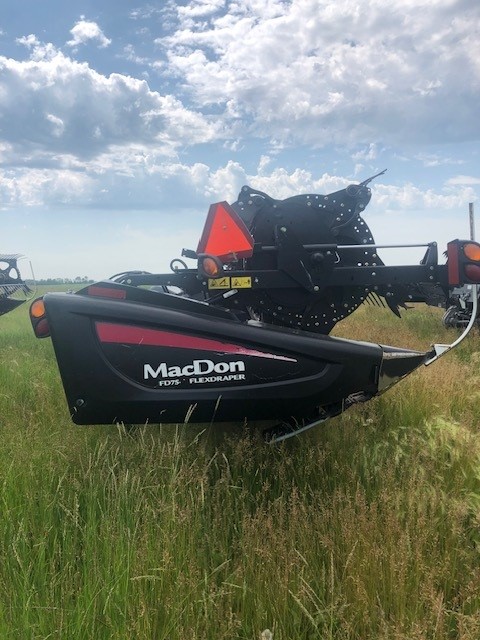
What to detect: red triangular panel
<box><xmin>196</xmin><ymin>201</ymin><xmax>254</xmax><ymax>262</ymax></box>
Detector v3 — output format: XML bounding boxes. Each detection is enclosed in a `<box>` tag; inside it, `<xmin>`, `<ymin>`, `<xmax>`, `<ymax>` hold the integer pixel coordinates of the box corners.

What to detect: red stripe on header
<box><xmin>96</xmin><ymin>322</ymin><xmax>296</xmax><ymax>362</ymax></box>
<box><xmin>87</xmin><ymin>286</ymin><xmax>127</xmax><ymax>299</ymax></box>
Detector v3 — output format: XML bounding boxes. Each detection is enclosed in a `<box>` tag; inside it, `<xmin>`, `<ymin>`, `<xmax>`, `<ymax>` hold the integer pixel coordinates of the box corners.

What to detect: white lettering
<box><xmin>189</xmin><ymin>373</ymin><xmax>246</xmax><ymax>384</ymax></box>
<box><xmin>194</xmin><ymin>359</ymin><xmax>214</xmax><ymax>375</ymax></box>
<box><xmin>157</xmin><ymin>379</ymin><xmax>180</xmax><ymax>387</ymax></box>
<box><xmin>144</xmin><ymin>363</ymin><xmax>167</xmax><ymax>379</ymax></box>
<box><xmin>144</xmin><ymin>359</ymin><xmax>246</xmax><ymax>380</ymax></box>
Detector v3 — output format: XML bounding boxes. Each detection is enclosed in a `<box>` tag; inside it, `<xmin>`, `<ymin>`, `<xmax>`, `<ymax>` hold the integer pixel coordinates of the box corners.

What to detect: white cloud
<box><xmin>66</xmin><ymin>19</ymin><xmax>111</xmax><ymax>49</ymax></box>
<box><xmin>0</xmin><ymin>40</ymin><xmax>220</xmax><ymax>165</ymax></box>
<box><xmin>177</xmin><ymin>0</ymin><xmax>226</xmax><ymax>20</ymax></box>
<box><xmin>2</xmin><ymin>1</ymin><xmax>479</xmax><ymax>237</ymax></box>
<box><xmin>130</xmin><ymin>6</ymin><xmax>166</xmax><ymax>21</ymax></box>
<box><xmin>15</xmin><ymin>34</ymin><xmax>40</xmax><ymax>49</ymax></box>
<box><xmin>352</xmin><ymin>144</ymin><xmax>380</xmax><ymax>162</ymax></box>
<box><xmin>46</xmin><ymin>114</ymin><xmax>65</xmax><ymax>137</ymax></box>
<box><xmin>2</xmin><ymin>142</ymin><xmax>476</xmax><ymax>217</ymax></box>
<box><xmin>0</xmin><ymin>168</ymin><xmax>94</xmax><ymax>208</ymax></box>
<box><xmin>446</xmin><ymin>175</ymin><xmax>480</xmax><ymax>186</ymax></box>
<box><xmin>161</xmin><ymin>0</ymin><xmax>480</xmax><ymax>148</ymax></box>
<box><xmin>415</xmin><ymin>153</ymin><xmax>464</xmax><ymax>167</ymax></box>
<box><xmin>372</xmin><ymin>182</ymin><xmax>477</xmax><ymax>211</ymax></box>
<box><xmin>121</xmin><ymin>44</ymin><xmax>149</xmax><ymax>65</ymax></box>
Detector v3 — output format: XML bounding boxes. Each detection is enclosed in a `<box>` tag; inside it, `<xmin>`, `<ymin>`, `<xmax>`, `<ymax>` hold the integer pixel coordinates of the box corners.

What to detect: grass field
<box><xmin>1</xmin><ymin>293</ymin><xmax>480</xmax><ymax>639</ymax></box>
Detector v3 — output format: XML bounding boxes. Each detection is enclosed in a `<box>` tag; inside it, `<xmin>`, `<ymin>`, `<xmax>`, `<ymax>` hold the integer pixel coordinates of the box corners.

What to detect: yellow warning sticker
<box><xmin>208</xmin><ymin>277</ymin><xmax>231</xmax><ymax>289</ymax></box>
<box><xmin>231</xmin><ymin>276</ymin><xmax>252</xmax><ymax>289</ymax></box>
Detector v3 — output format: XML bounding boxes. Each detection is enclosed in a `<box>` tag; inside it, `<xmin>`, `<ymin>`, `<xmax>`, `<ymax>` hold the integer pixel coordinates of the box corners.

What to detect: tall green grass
<box><xmin>1</xmin><ymin>301</ymin><xmax>480</xmax><ymax>638</ymax></box>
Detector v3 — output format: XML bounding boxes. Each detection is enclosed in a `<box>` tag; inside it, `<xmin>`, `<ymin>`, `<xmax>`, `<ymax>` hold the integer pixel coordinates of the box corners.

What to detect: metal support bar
<box><xmin>259</xmin><ymin>242</ymin><xmax>436</xmax><ymax>253</ymax></box>
<box><xmin>112</xmin><ymin>263</ymin><xmax>450</xmax><ymax>291</ymax></box>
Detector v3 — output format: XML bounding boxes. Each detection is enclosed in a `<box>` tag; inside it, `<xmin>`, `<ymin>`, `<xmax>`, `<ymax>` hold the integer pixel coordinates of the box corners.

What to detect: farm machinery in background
<box><xmin>0</xmin><ymin>254</ymin><xmax>34</xmax><ymax>316</ymax></box>
<box><xmin>30</xmin><ymin>173</ymin><xmax>480</xmax><ymax>441</ymax></box>
<box><xmin>442</xmin><ymin>285</ymin><xmax>480</xmax><ymax>328</ymax></box>
<box><xmin>405</xmin><ymin>279</ymin><xmax>480</xmax><ymax>329</ymax></box>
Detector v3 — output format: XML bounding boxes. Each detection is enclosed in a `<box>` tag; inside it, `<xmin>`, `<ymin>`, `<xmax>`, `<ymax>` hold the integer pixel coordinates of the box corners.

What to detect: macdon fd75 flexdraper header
<box><xmin>30</xmin><ymin>171</ymin><xmax>480</xmax><ymax>441</ymax></box>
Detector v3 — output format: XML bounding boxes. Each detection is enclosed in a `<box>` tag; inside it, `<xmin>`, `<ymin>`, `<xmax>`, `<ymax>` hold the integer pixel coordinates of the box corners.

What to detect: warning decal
<box><xmin>231</xmin><ymin>277</ymin><xmax>252</xmax><ymax>288</ymax></box>
<box><xmin>208</xmin><ymin>277</ymin><xmax>231</xmax><ymax>289</ymax></box>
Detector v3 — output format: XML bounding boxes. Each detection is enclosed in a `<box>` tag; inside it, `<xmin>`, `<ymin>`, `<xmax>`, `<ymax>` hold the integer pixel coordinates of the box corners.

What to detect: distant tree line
<box><xmin>36</xmin><ymin>277</ymin><xmax>95</xmax><ymax>285</ymax></box>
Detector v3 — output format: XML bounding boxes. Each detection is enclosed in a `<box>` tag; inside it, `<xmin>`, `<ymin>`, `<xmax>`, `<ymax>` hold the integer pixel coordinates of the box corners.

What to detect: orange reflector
<box><xmin>463</xmin><ymin>243</ymin><xmax>480</xmax><ymax>261</ymax></box>
<box><xmin>30</xmin><ymin>298</ymin><xmax>46</xmax><ymax>319</ymax></box>
<box><xmin>196</xmin><ymin>201</ymin><xmax>254</xmax><ymax>262</ymax></box>
<box><xmin>202</xmin><ymin>257</ymin><xmax>221</xmax><ymax>277</ymax></box>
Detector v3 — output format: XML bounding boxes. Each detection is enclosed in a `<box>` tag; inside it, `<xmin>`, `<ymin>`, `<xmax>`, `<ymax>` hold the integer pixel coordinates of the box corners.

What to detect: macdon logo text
<box><xmin>144</xmin><ymin>359</ymin><xmax>246</xmax><ymax>385</ymax></box>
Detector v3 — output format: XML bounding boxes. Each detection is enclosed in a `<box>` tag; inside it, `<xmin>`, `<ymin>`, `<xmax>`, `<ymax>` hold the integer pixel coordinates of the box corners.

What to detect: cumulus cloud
<box><xmin>372</xmin><ymin>182</ymin><xmax>476</xmax><ymax>212</ymax></box>
<box><xmin>161</xmin><ymin>0</ymin><xmax>480</xmax><ymax>148</ymax></box>
<box><xmin>3</xmin><ymin>137</ymin><xmax>474</xmax><ymax>217</ymax></box>
<box><xmin>1</xmin><ymin>1</ymin><xmax>478</xmax><ymax>223</ymax></box>
<box><xmin>66</xmin><ymin>19</ymin><xmax>112</xmax><ymax>49</ymax></box>
<box><xmin>0</xmin><ymin>168</ymin><xmax>95</xmax><ymax>208</ymax></box>
<box><xmin>177</xmin><ymin>0</ymin><xmax>227</xmax><ymax>20</ymax></box>
<box><xmin>0</xmin><ymin>38</ymin><xmax>220</xmax><ymax>165</ymax></box>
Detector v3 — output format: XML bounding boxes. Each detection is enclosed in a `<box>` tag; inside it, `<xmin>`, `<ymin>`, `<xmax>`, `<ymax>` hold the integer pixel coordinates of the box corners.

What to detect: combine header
<box><xmin>0</xmin><ymin>254</ymin><xmax>34</xmax><ymax>317</ymax></box>
<box><xmin>30</xmin><ymin>174</ymin><xmax>480</xmax><ymax>441</ymax></box>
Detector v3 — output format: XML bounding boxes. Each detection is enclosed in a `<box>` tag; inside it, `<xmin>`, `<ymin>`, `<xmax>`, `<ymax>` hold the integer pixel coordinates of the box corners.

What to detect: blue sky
<box><xmin>1</xmin><ymin>0</ymin><xmax>480</xmax><ymax>279</ymax></box>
